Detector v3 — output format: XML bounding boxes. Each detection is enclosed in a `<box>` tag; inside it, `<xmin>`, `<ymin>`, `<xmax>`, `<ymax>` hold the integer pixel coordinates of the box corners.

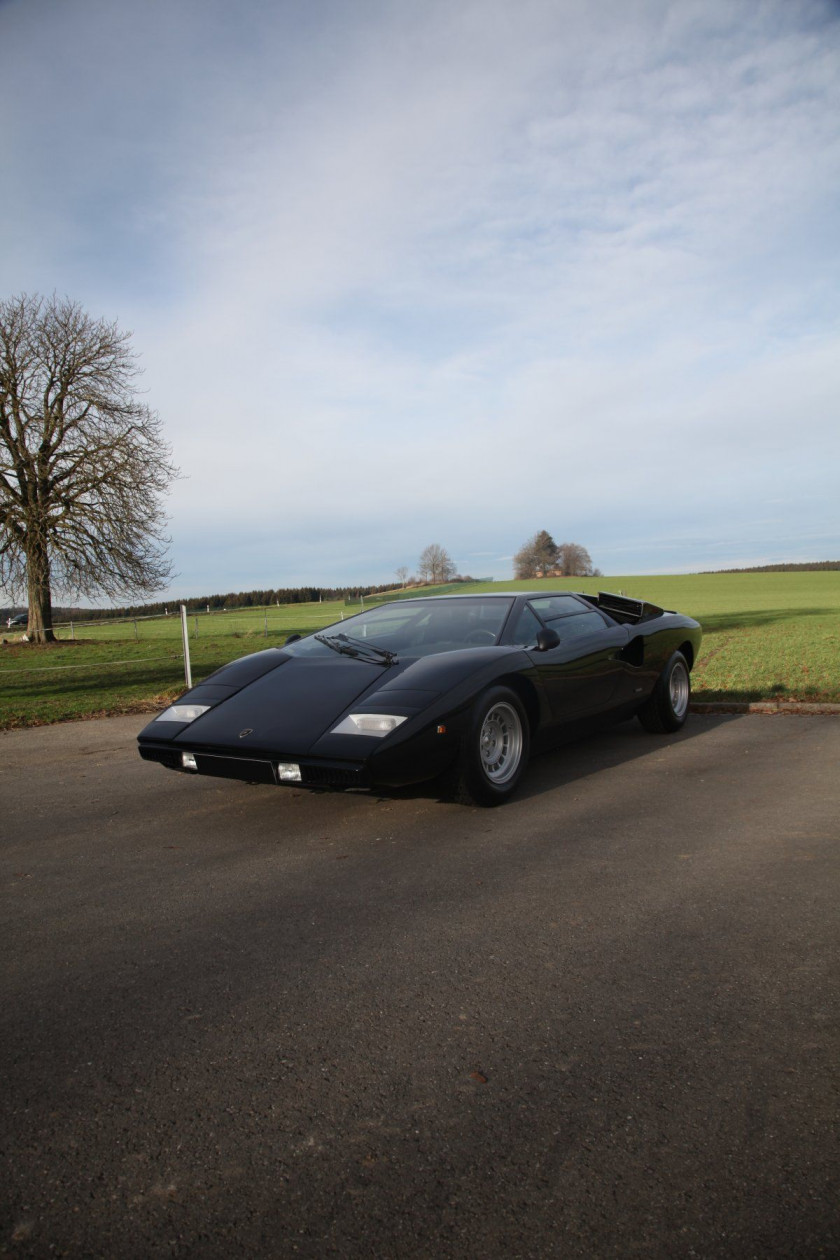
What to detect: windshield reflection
<box><xmin>286</xmin><ymin>597</ymin><xmax>513</xmax><ymax>661</ymax></box>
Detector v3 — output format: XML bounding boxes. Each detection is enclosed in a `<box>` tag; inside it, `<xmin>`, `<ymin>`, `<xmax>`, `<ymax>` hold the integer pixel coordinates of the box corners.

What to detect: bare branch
<box><xmin>0</xmin><ymin>293</ymin><xmax>178</xmax><ymax>640</ymax></box>
<box><xmin>417</xmin><ymin>543</ymin><xmax>456</xmax><ymax>585</ymax></box>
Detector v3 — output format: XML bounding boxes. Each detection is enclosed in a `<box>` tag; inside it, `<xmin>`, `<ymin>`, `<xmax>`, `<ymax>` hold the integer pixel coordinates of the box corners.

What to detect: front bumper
<box><xmin>138</xmin><ymin>742</ymin><xmax>370</xmax><ymax>790</ymax></box>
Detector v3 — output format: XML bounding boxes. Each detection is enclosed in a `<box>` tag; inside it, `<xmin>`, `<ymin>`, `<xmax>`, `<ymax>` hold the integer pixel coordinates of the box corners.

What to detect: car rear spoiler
<box><xmin>590</xmin><ymin>591</ymin><xmax>666</xmax><ymax>624</ymax></box>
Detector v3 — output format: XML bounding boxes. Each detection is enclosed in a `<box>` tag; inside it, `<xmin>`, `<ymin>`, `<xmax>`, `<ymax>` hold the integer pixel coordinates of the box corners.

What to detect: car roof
<box><xmin>372</xmin><ymin>591</ymin><xmax>584</xmax><ymax>604</ymax></box>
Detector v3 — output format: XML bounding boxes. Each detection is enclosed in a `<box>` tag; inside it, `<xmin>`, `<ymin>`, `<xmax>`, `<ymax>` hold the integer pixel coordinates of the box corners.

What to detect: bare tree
<box><xmin>0</xmin><ymin>294</ymin><xmax>178</xmax><ymax>642</ymax></box>
<box><xmin>417</xmin><ymin>543</ymin><xmax>456</xmax><ymax>585</ymax></box>
<box><xmin>395</xmin><ymin>565</ymin><xmax>409</xmax><ymax>587</ymax></box>
<box><xmin>557</xmin><ymin>542</ymin><xmax>595</xmax><ymax>576</ymax></box>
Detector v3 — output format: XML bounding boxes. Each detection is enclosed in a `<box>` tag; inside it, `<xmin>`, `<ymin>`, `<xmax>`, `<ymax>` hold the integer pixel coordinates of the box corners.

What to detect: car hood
<box><xmin>140</xmin><ymin>644</ymin><xmax>528</xmax><ymax>758</ymax></box>
<box><xmin>169</xmin><ymin>655</ymin><xmax>390</xmax><ymax>755</ymax></box>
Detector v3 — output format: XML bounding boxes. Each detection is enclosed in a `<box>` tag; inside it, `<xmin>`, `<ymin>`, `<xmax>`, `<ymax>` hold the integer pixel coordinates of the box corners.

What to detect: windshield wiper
<box><xmin>314</xmin><ymin>632</ymin><xmax>397</xmax><ymax>666</ymax></box>
<box><xmin>315</xmin><ymin>633</ymin><xmax>360</xmax><ymax>659</ymax></box>
<box><xmin>338</xmin><ymin>633</ymin><xmax>398</xmax><ymax>665</ymax></box>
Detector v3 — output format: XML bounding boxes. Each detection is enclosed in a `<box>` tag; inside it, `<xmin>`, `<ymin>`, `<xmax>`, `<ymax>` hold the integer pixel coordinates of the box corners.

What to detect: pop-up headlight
<box><xmin>155</xmin><ymin>704</ymin><xmax>211</xmax><ymax>724</ymax></box>
<box><xmin>331</xmin><ymin>713</ymin><xmax>408</xmax><ymax>737</ymax></box>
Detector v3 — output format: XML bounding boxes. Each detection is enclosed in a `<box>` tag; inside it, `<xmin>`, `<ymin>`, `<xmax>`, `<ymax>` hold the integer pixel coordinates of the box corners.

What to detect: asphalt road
<box><xmin>1</xmin><ymin>713</ymin><xmax>838</xmax><ymax>1259</ymax></box>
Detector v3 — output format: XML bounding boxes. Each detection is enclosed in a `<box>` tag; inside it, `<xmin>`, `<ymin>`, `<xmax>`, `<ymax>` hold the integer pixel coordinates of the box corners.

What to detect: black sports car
<box><xmin>138</xmin><ymin>591</ymin><xmax>702</xmax><ymax>806</ymax></box>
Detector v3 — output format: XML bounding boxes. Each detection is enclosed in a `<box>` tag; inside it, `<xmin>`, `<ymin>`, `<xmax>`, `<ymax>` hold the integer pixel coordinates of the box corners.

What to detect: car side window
<box><xmin>530</xmin><ymin>595</ymin><xmax>591</xmax><ymax>621</ymax></box>
<box><xmin>509</xmin><ymin>605</ymin><xmax>543</xmax><ymax>646</ymax></box>
<box><xmin>554</xmin><ymin>610</ymin><xmax>609</xmax><ymax>638</ymax></box>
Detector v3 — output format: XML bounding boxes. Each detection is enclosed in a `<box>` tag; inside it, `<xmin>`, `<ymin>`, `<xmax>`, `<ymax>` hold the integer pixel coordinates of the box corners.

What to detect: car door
<box><xmin>507</xmin><ymin>598</ymin><xmax>630</xmax><ymax>724</ymax></box>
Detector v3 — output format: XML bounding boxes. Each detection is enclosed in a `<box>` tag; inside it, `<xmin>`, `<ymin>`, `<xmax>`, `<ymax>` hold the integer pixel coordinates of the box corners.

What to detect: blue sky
<box><xmin>2</xmin><ymin>0</ymin><xmax>838</xmax><ymax>596</ymax></box>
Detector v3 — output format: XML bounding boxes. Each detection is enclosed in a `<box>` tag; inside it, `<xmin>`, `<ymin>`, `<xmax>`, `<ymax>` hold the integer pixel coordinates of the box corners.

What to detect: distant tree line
<box><xmin>9</xmin><ymin>583</ymin><xmax>404</xmax><ymax>623</ymax></box>
<box><xmin>513</xmin><ymin>530</ymin><xmax>599</xmax><ymax>579</ymax></box>
<box><xmin>703</xmin><ymin>561</ymin><xmax>840</xmax><ymax>573</ymax></box>
<box><xmin>35</xmin><ymin>543</ymin><xmax>473</xmax><ymax>621</ymax></box>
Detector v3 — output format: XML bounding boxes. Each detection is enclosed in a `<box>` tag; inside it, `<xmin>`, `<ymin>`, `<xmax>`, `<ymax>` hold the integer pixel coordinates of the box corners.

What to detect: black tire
<box><xmin>637</xmin><ymin>651</ymin><xmax>691</xmax><ymax>734</ymax></box>
<box><xmin>454</xmin><ymin>685</ymin><xmax>530</xmax><ymax>806</ymax></box>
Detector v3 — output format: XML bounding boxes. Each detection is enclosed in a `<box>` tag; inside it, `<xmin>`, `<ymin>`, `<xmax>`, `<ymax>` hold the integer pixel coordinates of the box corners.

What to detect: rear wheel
<box><xmin>455</xmin><ymin>686</ymin><xmax>530</xmax><ymax>806</ymax></box>
<box><xmin>637</xmin><ymin>651</ymin><xmax>691</xmax><ymax>733</ymax></box>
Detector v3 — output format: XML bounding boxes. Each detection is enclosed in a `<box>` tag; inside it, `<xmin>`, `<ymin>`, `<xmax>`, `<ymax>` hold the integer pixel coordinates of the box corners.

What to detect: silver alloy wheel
<box><xmin>669</xmin><ymin>660</ymin><xmax>690</xmax><ymax>719</ymax></box>
<box><xmin>479</xmin><ymin>700</ymin><xmax>524</xmax><ymax>785</ymax></box>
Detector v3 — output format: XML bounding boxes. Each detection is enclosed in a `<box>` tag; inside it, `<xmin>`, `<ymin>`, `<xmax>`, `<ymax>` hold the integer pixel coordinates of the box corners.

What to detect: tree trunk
<box><xmin>25</xmin><ymin>535</ymin><xmax>55</xmax><ymax>643</ymax></box>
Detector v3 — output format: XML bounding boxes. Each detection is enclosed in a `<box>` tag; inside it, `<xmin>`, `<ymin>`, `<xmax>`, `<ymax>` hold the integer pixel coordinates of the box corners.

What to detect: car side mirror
<box><xmin>535</xmin><ymin>627</ymin><xmax>560</xmax><ymax>652</ymax></box>
<box><xmin>285</xmin><ymin>633</ymin><xmax>302</xmax><ymax>645</ymax></box>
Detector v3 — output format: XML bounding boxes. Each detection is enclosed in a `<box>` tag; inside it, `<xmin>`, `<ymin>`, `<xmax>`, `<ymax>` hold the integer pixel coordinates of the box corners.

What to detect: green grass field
<box><xmin>1</xmin><ymin>573</ymin><xmax>838</xmax><ymax>728</ymax></box>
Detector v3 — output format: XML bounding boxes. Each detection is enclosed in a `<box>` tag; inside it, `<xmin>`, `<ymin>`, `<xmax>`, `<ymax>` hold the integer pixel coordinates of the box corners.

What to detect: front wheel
<box><xmin>637</xmin><ymin>651</ymin><xmax>691</xmax><ymax>733</ymax></box>
<box><xmin>455</xmin><ymin>686</ymin><xmax>530</xmax><ymax>806</ymax></box>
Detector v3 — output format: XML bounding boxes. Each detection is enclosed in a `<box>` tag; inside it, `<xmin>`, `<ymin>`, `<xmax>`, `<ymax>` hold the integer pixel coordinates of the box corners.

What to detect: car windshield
<box><xmin>286</xmin><ymin>597</ymin><xmax>514</xmax><ymax>661</ymax></box>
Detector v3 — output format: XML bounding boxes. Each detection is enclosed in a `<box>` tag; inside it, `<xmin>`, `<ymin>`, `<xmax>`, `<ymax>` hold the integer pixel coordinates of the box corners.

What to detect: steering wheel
<box><xmin>466</xmin><ymin>629</ymin><xmax>496</xmax><ymax>645</ymax></box>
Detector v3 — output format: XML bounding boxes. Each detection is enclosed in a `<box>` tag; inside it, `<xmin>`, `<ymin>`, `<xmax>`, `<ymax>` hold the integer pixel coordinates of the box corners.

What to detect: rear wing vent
<box><xmin>596</xmin><ymin>591</ymin><xmax>665</xmax><ymax>624</ymax></box>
